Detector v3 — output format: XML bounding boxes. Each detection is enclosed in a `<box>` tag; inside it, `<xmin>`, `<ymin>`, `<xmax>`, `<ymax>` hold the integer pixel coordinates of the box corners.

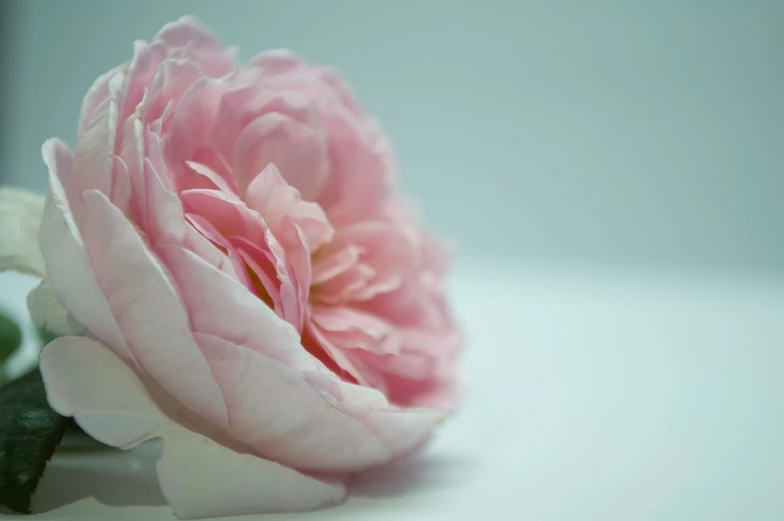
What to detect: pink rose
<box><xmin>33</xmin><ymin>17</ymin><xmax>461</xmax><ymax>518</ymax></box>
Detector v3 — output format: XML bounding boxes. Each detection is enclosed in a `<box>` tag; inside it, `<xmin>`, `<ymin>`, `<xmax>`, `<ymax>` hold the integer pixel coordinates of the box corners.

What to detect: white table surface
<box><xmin>2</xmin><ymin>260</ymin><xmax>783</xmax><ymax>521</ymax></box>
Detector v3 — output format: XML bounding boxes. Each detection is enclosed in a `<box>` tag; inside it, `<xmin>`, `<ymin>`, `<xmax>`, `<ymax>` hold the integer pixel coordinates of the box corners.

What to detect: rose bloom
<box><xmin>23</xmin><ymin>17</ymin><xmax>461</xmax><ymax>518</ymax></box>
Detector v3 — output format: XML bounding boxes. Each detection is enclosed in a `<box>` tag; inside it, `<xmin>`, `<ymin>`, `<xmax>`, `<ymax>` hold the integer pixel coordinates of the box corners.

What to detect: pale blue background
<box><xmin>1</xmin><ymin>0</ymin><xmax>782</xmax><ymax>272</ymax></box>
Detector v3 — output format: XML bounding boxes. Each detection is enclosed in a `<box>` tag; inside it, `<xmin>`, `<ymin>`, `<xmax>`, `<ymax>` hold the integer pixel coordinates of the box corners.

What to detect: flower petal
<box><xmin>234</xmin><ymin>111</ymin><xmax>329</xmax><ymax>201</ymax></box>
<box><xmin>40</xmin><ymin>336</ymin><xmax>169</xmax><ymax>448</ymax></box>
<box><xmin>244</xmin><ymin>163</ymin><xmax>333</xmax><ymax>251</ymax></box>
<box><xmin>78</xmin><ymin>65</ymin><xmax>125</xmax><ymax>135</ymax></box>
<box><xmin>311</xmin><ymin>305</ymin><xmax>400</xmax><ymax>355</ymax></box>
<box><xmin>69</xmin><ymin>72</ymin><xmax>124</xmax><ymax>212</ymax></box>
<box><xmin>311</xmin><ymin>245</ymin><xmax>362</xmax><ymax>286</ymax></box>
<box><xmin>157</xmin><ymin>425</ymin><xmax>346</xmax><ymax>519</ymax></box>
<box><xmin>195</xmin><ymin>331</ymin><xmax>390</xmax><ymax>471</ymax></box>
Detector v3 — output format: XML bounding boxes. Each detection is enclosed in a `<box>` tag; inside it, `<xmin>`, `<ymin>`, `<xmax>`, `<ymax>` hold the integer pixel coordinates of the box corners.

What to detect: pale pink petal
<box><xmin>305</xmin><ymin>318</ymin><xmax>381</xmax><ymax>389</ymax></box>
<box><xmin>180</xmin><ymin>188</ymin><xmax>260</xmax><ymax>239</ymax></box>
<box><xmin>78</xmin><ymin>65</ymin><xmax>125</xmax><ymax>135</ymax></box>
<box><xmin>210</xmin><ymin>85</ymin><xmax>311</xmax><ymax>169</ymax></box>
<box><xmin>40</xmin><ymin>139</ymin><xmax>136</xmax><ymax>364</ymax></box>
<box><xmin>154</xmin><ymin>16</ymin><xmax>220</xmax><ymax>51</ymax></box>
<box><xmin>247</xmin><ymin>49</ymin><xmax>303</xmax><ymax>75</ymax></box>
<box><xmin>349</xmin><ymin>347</ymin><xmax>435</xmax><ymax>381</ymax></box>
<box><xmin>385</xmin><ymin>364</ymin><xmax>462</xmax><ymax>413</ymax></box>
<box><xmin>311</xmin><ymin>245</ymin><xmax>362</xmax><ymax>285</ymax></box>
<box><xmin>166</xmin><ymin>77</ymin><xmax>227</xmax><ymax>178</ymax></box>
<box><xmin>69</xmin><ymin>73</ymin><xmax>124</xmax><ymax>214</ymax></box>
<box><xmin>153</xmin><ymin>16</ymin><xmax>236</xmax><ymax>78</ymax></box>
<box><xmin>190</xmin><ymin>147</ymin><xmax>238</xmax><ymax>193</ymax></box>
<box><xmin>187</xmin><ymin>214</ymin><xmax>254</xmax><ymax>292</ymax></box>
<box><xmin>234</xmin><ymin>111</ymin><xmax>329</xmax><ymax>200</ymax></box>
<box><xmin>142</xmin><ymin>158</ymin><xmax>186</xmax><ymax>247</ymax></box>
<box><xmin>230</xmin><ymin>236</ymin><xmax>289</xmax><ymax>322</ymax></box>
<box><xmin>195</xmin><ymin>331</ymin><xmax>392</xmax><ymax>471</ymax></box>
<box><xmin>311</xmin><ymin>262</ymin><xmax>376</xmax><ymax>305</ymax></box>
<box><xmin>244</xmin><ymin>164</ymin><xmax>333</xmax><ymax>251</ymax></box>
<box><xmin>79</xmin><ymin>189</ymin><xmax>228</xmax><ymax>428</ymax></box>
<box><xmin>118</xmin><ymin>40</ymin><xmax>170</xmax><ymax>130</ymax></box>
<box><xmin>109</xmin><ymin>155</ymin><xmax>132</xmax><ymax>217</ymax></box>
<box><xmin>185</xmin><ymin>157</ymin><xmax>237</xmax><ymax>195</ymax></box>
<box><xmin>157</xmin><ymin>244</ymin><xmax>306</xmax><ymax>370</ymax></box>
<box><xmin>311</xmin><ymin>305</ymin><xmax>400</xmax><ymax>356</ymax></box>
<box><xmin>341</xmin><ymin>270</ymin><xmax>402</xmax><ymax>302</ymax></box>
<box><xmin>248</xmin><ymin>50</ymin><xmax>361</xmax><ymax>118</ymax></box>
<box><xmin>143</xmin><ymin>57</ymin><xmax>204</xmax><ymax>125</ymax></box>
<box><xmin>312</xmin><ymin>220</ymin><xmax>416</xmax><ymax>303</ymax></box>
<box><xmin>209</xmin><ymin>86</ymin><xmax>271</xmax><ymax>165</ymax></box>
<box><xmin>275</xmin><ymin>219</ymin><xmax>312</xmax><ymax>331</ymax></box>
<box><xmin>315</xmin><ymin>109</ymin><xmax>394</xmax><ymax>222</ymax></box>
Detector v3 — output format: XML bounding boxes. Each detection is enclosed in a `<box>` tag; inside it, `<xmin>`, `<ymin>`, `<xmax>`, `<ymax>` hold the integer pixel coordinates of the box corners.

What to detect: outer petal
<box><xmin>69</xmin><ymin>72</ymin><xmax>124</xmax><ymax>212</ymax></box>
<box><xmin>39</xmin><ymin>336</ymin><xmax>346</xmax><ymax>519</ymax></box>
<box><xmin>40</xmin><ymin>139</ymin><xmax>136</xmax><ymax>364</ymax></box>
<box><xmin>78</xmin><ymin>65</ymin><xmax>125</xmax><ymax>135</ymax></box>
<box><xmin>153</xmin><ymin>16</ymin><xmax>236</xmax><ymax>78</ymax></box>
<box><xmin>41</xmin><ymin>336</ymin><xmax>169</xmax><ymax>447</ymax></box>
<box><xmin>0</xmin><ymin>186</ymin><xmax>45</xmax><ymax>276</ymax></box>
<box><xmin>194</xmin><ymin>331</ymin><xmax>390</xmax><ymax>471</ymax></box>
<box><xmin>157</xmin><ymin>425</ymin><xmax>346</xmax><ymax>519</ymax></box>
<box><xmin>79</xmin><ymin>189</ymin><xmax>228</xmax><ymax>429</ymax></box>
<box><xmin>311</xmin><ymin>245</ymin><xmax>362</xmax><ymax>285</ymax></box>
<box><xmin>167</xmin><ymin>77</ymin><xmax>228</xmax><ymax>179</ymax></box>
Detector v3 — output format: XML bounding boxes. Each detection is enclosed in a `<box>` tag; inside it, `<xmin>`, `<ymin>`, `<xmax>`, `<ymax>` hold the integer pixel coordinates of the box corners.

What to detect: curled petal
<box><xmin>244</xmin><ymin>164</ymin><xmax>333</xmax><ymax>251</ymax></box>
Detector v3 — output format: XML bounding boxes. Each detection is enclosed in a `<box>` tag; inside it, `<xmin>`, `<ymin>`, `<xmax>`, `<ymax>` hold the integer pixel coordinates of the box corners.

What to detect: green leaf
<box><xmin>36</xmin><ymin>327</ymin><xmax>59</xmax><ymax>347</ymax></box>
<box><xmin>0</xmin><ymin>312</ymin><xmax>22</xmax><ymax>366</ymax></box>
<box><xmin>0</xmin><ymin>369</ymin><xmax>69</xmax><ymax>514</ymax></box>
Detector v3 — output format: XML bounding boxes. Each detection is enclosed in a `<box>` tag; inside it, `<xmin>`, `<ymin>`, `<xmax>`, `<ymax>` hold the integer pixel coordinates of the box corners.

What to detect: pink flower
<box><xmin>32</xmin><ymin>17</ymin><xmax>461</xmax><ymax>518</ymax></box>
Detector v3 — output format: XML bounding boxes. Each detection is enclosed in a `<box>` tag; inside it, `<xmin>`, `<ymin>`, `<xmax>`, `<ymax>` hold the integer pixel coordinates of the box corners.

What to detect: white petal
<box><xmin>157</xmin><ymin>426</ymin><xmax>346</xmax><ymax>519</ymax></box>
<box><xmin>40</xmin><ymin>336</ymin><xmax>168</xmax><ymax>448</ymax></box>
<box><xmin>0</xmin><ymin>186</ymin><xmax>45</xmax><ymax>276</ymax></box>
<box><xmin>39</xmin><ymin>335</ymin><xmax>346</xmax><ymax>518</ymax></box>
<box><xmin>26</xmin><ymin>280</ymin><xmax>83</xmax><ymax>337</ymax></box>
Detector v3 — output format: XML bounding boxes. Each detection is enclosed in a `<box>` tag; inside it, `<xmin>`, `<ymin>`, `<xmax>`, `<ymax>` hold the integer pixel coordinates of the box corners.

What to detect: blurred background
<box><xmin>1</xmin><ymin>0</ymin><xmax>782</xmax><ymax>273</ymax></box>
